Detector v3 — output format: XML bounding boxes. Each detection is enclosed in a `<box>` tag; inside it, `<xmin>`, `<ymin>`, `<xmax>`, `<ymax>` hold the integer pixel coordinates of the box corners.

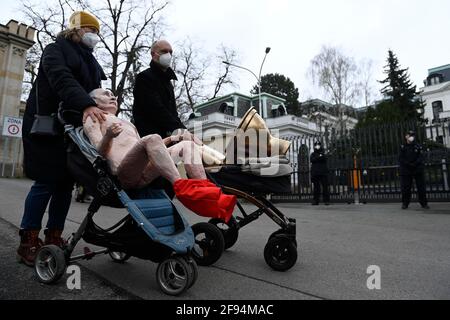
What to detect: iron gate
<box><xmin>272</xmin><ymin>121</ymin><xmax>450</xmax><ymax>203</ymax></box>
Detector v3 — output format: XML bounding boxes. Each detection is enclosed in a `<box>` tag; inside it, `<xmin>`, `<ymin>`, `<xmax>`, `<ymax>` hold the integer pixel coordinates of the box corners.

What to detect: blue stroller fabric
<box><xmin>136</xmin><ymin>196</ymin><xmax>176</xmax><ymax>235</ymax></box>
<box><xmin>118</xmin><ymin>191</ymin><xmax>194</xmax><ymax>254</ymax></box>
<box><xmin>64</xmin><ymin>124</ymin><xmax>195</xmax><ymax>255</ymax></box>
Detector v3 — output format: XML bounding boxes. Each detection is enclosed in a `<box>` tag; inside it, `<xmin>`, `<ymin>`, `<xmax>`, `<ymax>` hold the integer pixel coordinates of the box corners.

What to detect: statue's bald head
<box><xmin>89</xmin><ymin>88</ymin><xmax>118</xmax><ymax>114</ymax></box>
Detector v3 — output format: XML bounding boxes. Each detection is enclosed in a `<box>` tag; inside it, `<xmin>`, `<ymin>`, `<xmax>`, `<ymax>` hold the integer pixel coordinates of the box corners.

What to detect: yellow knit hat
<box><xmin>69</xmin><ymin>11</ymin><xmax>100</xmax><ymax>33</ymax></box>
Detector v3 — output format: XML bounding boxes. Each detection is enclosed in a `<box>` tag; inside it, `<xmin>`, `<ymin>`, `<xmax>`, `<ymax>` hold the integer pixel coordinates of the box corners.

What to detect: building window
<box><xmin>219</xmin><ymin>102</ymin><xmax>234</xmax><ymax>115</ymax></box>
<box><xmin>432</xmin><ymin>101</ymin><xmax>443</xmax><ymax>122</ymax></box>
<box><xmin>271</xmin><ymin>105</ymin><xmax>286</xmax><ymax>118</ymax></box>
<box><xmin>428</xmin><ymin>74</ymin><xmax>443</xmax><ymax>86</ymax></box>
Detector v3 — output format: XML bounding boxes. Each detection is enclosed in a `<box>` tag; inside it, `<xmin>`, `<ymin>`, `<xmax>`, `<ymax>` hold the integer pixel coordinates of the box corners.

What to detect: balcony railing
<box><xmin>185</xmin><ymin>112</ymin><xmax>320</xmax><ymax>132</ymax></box>
<box><xmin>265</xmin><ymin>115</ymin><xmax>318</xmax><ymax>131</ymax></box>
<box><xmin>185</xmin><ymin>113</ymin><xmax>240</xmax><ymax>130</ymax></box>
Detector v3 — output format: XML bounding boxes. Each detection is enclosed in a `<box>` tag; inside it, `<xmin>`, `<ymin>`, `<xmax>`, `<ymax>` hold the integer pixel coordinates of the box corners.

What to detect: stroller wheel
<box><xmin>183</xmin><ymin>256</ymin><xmax>199</xmax><ymax>289</ymax></box>
<box><xmin>264</xmin><ymin>237</ymin><xmax>297</xmax><ymax>272</ymax></box>
<box><xmin>109</xmin><ymin>251</ymin><xmax>131</xmax><ymax>263</ymax></box>
<box><xmin>192</xmin><ymin>223</ymin><xmax>225</xmax><ymax>266</ymax></box>
<box><xmin>269</xmin><ymin>229</ymin><xmax>297</xmax><ymax>247</ymax></box>
<box><xmin>156</xmin><ymin>256</ymin><xmax>191</xmax><ymax>296</ymax></box>
<box><xmin>35</xmin><ymin>245</ymin><xmax>67</xmax><ymax>284</ymax></box>
<box><xmin>209</xmin><ymin>217</ymin><xmax>239</xmax><ymax>250</ymax></box>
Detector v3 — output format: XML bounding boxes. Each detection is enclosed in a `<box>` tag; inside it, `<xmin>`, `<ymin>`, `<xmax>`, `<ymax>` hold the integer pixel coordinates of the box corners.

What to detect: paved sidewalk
<box><xmin>1</xmin><ymin>178</ymin><xmax>449</xmax><ymax>300</ymax></box>
<box><xmin>0</xmin><ymin>217</ymin><xmax>139</xmax><ymax>300</ymax></box>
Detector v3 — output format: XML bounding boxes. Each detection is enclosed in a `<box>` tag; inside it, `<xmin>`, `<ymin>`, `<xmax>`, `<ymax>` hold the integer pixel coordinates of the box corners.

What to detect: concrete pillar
<box><xmin>262</xmin><ymin>96</ymin><xmax>268</xmax><ymax>119</ymax></box>
<box><xmin>233</xmin><ymin>95</ymin><xmax>239</xmax><ymax>117</ymax></box>
<box><xmin>0</xmin><ymin>20</ymin><xmax>35</xmax><ymax>177</ymax></box>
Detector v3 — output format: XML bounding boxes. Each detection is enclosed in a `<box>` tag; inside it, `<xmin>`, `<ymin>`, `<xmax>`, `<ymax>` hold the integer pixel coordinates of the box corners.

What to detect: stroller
<box><xmin>199</xmin><ymin>108</ymin><xmax>298</xmax><ymax>272</ymax></box>
<box><xmin>33</xmin><ymin>110</ymin><xmax>199</xmax><ymax>296</ymax></box>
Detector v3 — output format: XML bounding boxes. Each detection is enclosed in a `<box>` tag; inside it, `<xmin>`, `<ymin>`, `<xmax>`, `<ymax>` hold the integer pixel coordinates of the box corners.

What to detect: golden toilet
<box><xmin>237</xmin><ymin>107</ymin><xmax>291</xmax><ymax>156</ymax></box>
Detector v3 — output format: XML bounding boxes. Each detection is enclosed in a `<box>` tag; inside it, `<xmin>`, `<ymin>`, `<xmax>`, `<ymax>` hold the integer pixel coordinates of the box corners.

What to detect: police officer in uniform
<box><xmin>311</xmin><ymin>141</ymin><xmax>330</xmax><ymax>205</ymax></box>
<box><xmin>399</xmin><ymin>131</ymin><xmax>430</xmax><ymax>210</ymax></box>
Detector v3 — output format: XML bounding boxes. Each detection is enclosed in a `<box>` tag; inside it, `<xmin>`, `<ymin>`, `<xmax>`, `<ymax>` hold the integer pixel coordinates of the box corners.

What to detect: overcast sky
<box><xmin>2</xmin><ymin>0</ymin><xmax>450</xmax><ymax>107</ymax></box>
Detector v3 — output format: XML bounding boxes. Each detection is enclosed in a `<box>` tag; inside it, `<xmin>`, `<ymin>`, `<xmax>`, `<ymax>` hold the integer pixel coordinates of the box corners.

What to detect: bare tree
<box><xmin>308</xmin><ymin>46</ymin><xmax>361</xmax><ymax>131</ymax></box>
<box><xmin>211</xmin><ymin>44</ymin><xmax>238</xmax><ymax>99</ymax></box>
<box><xmin>173</xmin><ymin>39</ymin><xmax>239</xmax><ymax>120</ymax></box>
<box><xmin>20</xmin><ymin>0</ymin><xmax>169</xmax><ymax>117</ymax></box>
<box><xmin>92</xmin><ymin>0</ymin><xmax>169</xmax><ymax>115</ymax></box>
<box><xmin>21</xmin><ymin>0</ymin><xmax>238</xmax><ymax>121</ymax></box>
<box><xmin>173</xmin><ymin>39</ymin><xmax>209</xmax><ymax>116</ymax></box>
<box><xmin>309</xmin><ymin>46</ymin><xmax>361</xmax><ymax>107</ymax></box>
<box><xmin>359</xmin><ymin>58</ymin><xmax>376</xmax><ymax>107</ymax></box>
<box><xmin>22</xmin><ymin>45</ymin><xmax>42</xmax><ymax>99</ymax></box>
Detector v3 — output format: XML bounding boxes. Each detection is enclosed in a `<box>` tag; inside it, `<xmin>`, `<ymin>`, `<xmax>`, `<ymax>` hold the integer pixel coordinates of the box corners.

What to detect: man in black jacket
<box><xmin>310</xmin><ymin>141</ymin><xmax>330</xmax><ymax>205</ymax></box>
<box><xmin>132</xmin><ymin>40</ymin><xmax>186</xmax><ymax>138</ymax></box>
<box><xmin>399</xmin><ymin>131</ymin><xmax>429</xmax><ymax>210</ymax></box>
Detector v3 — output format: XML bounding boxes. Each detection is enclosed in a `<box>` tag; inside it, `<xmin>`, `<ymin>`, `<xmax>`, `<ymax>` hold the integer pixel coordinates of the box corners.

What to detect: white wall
<box><xmin>421</xmin><ymin>86</ymin><xmax>450</xmax><ymax>122</ymax></box>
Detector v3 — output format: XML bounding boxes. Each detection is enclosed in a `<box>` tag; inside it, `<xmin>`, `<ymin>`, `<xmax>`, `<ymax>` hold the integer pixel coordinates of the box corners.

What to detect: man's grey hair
<box><xmin>88</xmin><ymin>89</ymin><xmax>97</xmax><ymax>99</ymax></box>
<box><xmin>89</xmin><ymin>88</ymin><xmax>116</xmax><ymax>101</ymax></box>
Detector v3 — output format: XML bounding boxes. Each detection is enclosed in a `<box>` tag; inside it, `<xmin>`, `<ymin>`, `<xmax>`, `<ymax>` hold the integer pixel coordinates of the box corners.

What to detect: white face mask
<box><xmin>81</xmin><ymin>32</ymin><xmax>101</xmax><ymax>49</ymax></box>
<box><xmin>407</xmin><ymin>137</ymin><xmax>415</xmax><ymax>143</ymax></box>
<box><xmin>315</xmin><ymin>145</ymin><xmax>321</xmax><ymax>150</ymax></box>
<box><xmin>158</xmin><ymin>53</ymin><xmax>172</xmax><ymax>69</ymax></box>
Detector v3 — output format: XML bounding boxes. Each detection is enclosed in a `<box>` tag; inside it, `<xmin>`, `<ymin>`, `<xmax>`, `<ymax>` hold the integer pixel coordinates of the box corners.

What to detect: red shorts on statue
<box><xmin>173</xmin><ymin>179</ymin><xmax>237</xmax><ymax>223</ymax></box>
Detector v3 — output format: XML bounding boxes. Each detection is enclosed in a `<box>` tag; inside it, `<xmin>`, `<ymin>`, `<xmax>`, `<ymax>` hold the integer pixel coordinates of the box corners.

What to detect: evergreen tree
<box><xmin>378</xmin><ymin>50</ymin><xmax>422</xmax><ymax>121</ymax></box>
<box><xmin>251</xmin><ymin>73</ymin><xmax>301</xmax><ymax>116</ymax></box>
<box><xmin>358</xmin><ymin>50</ymin><xmax>424</xmax><ymax>128</ymax></box>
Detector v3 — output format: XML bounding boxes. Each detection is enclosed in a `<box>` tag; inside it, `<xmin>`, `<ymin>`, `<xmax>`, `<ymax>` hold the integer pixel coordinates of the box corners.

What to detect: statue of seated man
<box><xmin>83</xmin><ymin>88</ymin><xmax>235</xmax><ymax>222</ymax></box>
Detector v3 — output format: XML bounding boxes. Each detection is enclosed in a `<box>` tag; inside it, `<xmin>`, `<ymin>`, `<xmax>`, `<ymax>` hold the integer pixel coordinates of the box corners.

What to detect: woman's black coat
<box><xmin>22</xmin><ymin>36</ymin><xmax>106</xmax><ymax>184</ymax></box>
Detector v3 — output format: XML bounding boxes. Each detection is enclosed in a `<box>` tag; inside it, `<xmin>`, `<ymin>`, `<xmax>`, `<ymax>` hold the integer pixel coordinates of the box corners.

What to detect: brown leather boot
<box><xmin>17</xmin><ymin>230</ymin><xmax>43</xmax><ymax>267</ymax></box>
<box><xmin>44</xmin><ymin>229</ymin><xmax>67</xmax><ymax>248</ymax></box>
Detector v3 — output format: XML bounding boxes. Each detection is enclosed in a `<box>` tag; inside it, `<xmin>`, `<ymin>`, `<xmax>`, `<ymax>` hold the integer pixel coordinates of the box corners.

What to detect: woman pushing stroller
<box><xmin>83</xmin><ymin>88</ymin><xmax>236</xmax><ymax>222</ymax></box>
<box><xmin>18</xmin><ymin>11</ymin><xmax>108</xmax><ymax>266</ymax></box>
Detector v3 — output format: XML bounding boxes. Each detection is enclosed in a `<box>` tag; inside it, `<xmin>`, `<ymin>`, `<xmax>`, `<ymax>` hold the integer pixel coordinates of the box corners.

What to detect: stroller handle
<box><xmin>57</xmin><ymin>105</ymin><xmax>82</xmax><ymax>127</ymax></box>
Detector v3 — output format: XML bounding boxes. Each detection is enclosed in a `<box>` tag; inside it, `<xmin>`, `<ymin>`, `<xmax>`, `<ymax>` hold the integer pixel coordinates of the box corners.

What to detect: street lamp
<box><xmin>223</xmin><ymin>47</ymin><xmax>271</xmax><ymax>116</ymax></box>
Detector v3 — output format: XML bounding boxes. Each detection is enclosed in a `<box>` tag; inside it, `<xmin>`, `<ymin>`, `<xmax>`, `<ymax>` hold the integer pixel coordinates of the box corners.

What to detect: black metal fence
<box><xmin>272</xmin><ymin>121</ymin><xmax>450</xmax><ymax>203</ymax></box>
